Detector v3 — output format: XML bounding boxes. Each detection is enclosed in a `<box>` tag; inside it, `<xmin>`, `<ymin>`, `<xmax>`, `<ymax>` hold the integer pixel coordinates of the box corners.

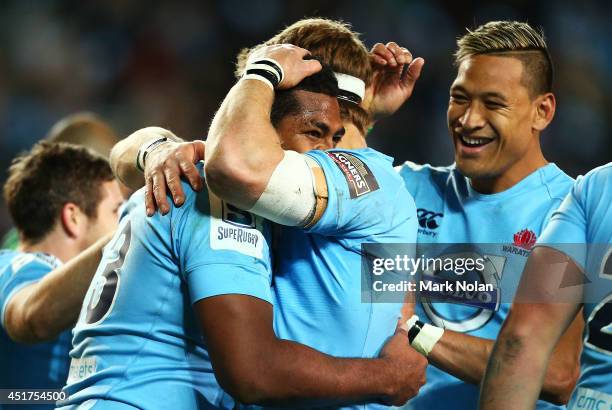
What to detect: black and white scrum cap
<box><xmin>334</xmin><ymin>72</ymin><xmax>365</xmax><ymax>105</ymax></box>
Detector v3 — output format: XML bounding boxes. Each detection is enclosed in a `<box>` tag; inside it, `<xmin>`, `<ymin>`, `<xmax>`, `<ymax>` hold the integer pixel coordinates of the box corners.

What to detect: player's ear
<box><xmin>533</xmin><ymin>92</ymin><xmax>555</xmax><ymax>132</ymax></box>
<box><xmin>60</xmin><ymin>202</ymin><xmax>86</xmax><ymax>239</ymax></box>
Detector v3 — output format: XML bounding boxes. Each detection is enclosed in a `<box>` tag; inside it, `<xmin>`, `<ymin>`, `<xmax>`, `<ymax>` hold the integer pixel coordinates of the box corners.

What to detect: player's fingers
<box><xmin>400</xmin><ymin>47</ymin><xmax>413</xmax><ymax>65</ymax></box>
<box><xmin>144</xmin><ymin>175</ymin><xmax>156</xmax><ymax>217</ymax></box>
<box><xmin>164</xmin><ymin>162</ymin><xmax>185</xmax><ymax>207</ymax></box>
<box><xmin>402</xmin><ymin>57</ymin><xmax>425</xmax><ymax>86</ymax></box>
<box><xmin>301</xmin><ymin>58</ymin><xmax>322</xmax><ymax>77</ymax></box>
<box><xmin>372</xmin><ymin>43</ymin><xmax>397</xmax><ymax>66</ymax></box>
<box><xmin>151</xmin><ymin>171</ymin><xmax>170</xmax><ymax>215</ymax></box>
<box><xmin>370</xmin><ymin>48</ymin><xmax>390</xmax><ymax>67</ymax></box>
<box><xmin>371</xmin><ymin>43</ymin><xmax>385</xmax><ymax>53</ymax></box>
<box><xmin>371</xmin><ymin>53</ymin><xmax>388</xmax><ymax>66</ymax></box>
<box><xmin>386</xmin><ymin>42</ymin><xmax>406</xmax><ymax>65</ymax></box>
<box><xmin>177</xmin><ymin>149</ymin><xmax>202</xmax><ymax>191</ymax></box>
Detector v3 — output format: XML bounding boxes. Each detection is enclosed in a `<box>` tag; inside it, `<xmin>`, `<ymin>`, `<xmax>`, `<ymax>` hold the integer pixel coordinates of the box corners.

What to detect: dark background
<box><xmin>0</xmin><ymin>0</ymin><xmax>610</xmax><ymax>236</ymax></box>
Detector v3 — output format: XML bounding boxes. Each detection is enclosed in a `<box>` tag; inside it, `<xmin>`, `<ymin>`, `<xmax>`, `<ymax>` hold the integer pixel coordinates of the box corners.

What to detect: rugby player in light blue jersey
<box><xmin>0</xmin><ymin>142</ymin><xmax>123</xmax><ymax>409</ymax></box>
<box><xmin>111</xmin><ymin>21</ymin><xmax>427</xmax><ymax>410</ymax></box>
<box><xmin>60</xmin><ymin>62</ymin><xmax>425</xmax><ymax>410</ymax></box>
<box><xmin>120</xmin><ymin>19</ymin><xmax>585</xmax><ymax>410</ymax></box>
<box><xmin>371</xmin><ymin>21</ymin><xmax>584</xmax><ymax>409</ymax></box>
<box><xmin>481</xmin><ymin>163</ymin><xmax>612</xmax><ymax>409</ymax></box>
<box><xmin>204</xmin><ymin>43</ymin><xmax>421</xmax><ymax>410</ymax></box>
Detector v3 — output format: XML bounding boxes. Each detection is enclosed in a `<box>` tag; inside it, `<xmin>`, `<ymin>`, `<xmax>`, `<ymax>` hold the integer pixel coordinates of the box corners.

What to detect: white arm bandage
<box><xmin>248</xmin><ymin>150</ymin><xmax>319</xmax><ymax>227</ymax></box>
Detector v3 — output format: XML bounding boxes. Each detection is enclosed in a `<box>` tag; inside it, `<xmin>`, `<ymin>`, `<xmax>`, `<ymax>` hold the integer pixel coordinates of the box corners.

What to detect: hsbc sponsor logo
<box><xmin>326</xmin><ymin>152</ymin><xmax>379</xmax><ymax>198</ymax></box>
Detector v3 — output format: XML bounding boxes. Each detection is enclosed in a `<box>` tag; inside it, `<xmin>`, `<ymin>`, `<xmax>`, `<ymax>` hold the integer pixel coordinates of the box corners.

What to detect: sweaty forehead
<box><xmin>453</xmin><ymin>54</ymin><xmax>527</xmax><ymax>96</ymax></box>
<box><xmin>293</xmin><ymin>90</ymin><xmax>340</xmax><ymax>119</ymax></box>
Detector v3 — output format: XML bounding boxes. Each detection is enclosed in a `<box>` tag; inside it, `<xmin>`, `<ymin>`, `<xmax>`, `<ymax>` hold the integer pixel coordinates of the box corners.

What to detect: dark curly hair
<box><xmin>270</xmin><ymin>62</ymin><xmax>340</xmax><ymax>127</ymax></box>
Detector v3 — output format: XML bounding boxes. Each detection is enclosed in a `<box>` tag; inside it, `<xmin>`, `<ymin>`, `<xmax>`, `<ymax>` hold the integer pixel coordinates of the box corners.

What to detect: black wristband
<box><xmin>408</xmin><ymin>320</ymin><xmax>425</xmax><ymax>344</ymax></box>
<box><xmin>245</xmin><ymin>68</ymin><xmax>280</xmax><ymax>88</ymax></box>
<box><xmin>255</xmin><ymin>59</ymin><xmax>283</xmax><ymax>82</ymax></box>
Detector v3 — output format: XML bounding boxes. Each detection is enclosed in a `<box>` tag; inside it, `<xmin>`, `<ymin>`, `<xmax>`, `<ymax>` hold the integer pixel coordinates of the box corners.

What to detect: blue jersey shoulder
<box><xmin>305</xmin><ymin>148</ymin><xmax>417</xmax><ymax>242</ymax></box>
<box><xmin>396</xmin><ymin>161</ymin><xmax>455</xmax><ymax>198</ymax></box>
<box><xmin>0</xmin><ymin>250</ymin><xmax>59</xmax><ymax>325</ymax></box>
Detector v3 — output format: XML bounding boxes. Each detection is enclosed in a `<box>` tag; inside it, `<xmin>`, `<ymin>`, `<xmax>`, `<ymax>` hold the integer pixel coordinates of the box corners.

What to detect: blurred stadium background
<box><xmin>0</xmin><ymin>0</ymin><xmax>610</xmax><ymax>237</ymax></box>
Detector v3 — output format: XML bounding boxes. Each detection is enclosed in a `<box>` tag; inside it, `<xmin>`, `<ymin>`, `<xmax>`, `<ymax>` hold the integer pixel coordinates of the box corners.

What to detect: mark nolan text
<box><xmin>373</xmin><ymin>280</ymin><xmax>494</xmax><ymax>292</ymax></box>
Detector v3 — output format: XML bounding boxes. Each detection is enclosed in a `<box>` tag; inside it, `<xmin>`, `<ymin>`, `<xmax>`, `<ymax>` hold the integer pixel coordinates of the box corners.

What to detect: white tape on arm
<box><xmin>412</xmin><ymin>324</ymin><xmax>444</xmax><ymax>356</ymax></box>
<box><xmin>248</xmin><ymin>150</ymin><xmax>317</xmax><ymax>226</ymax></box>
<box><xmin>405</xmin><ymin>314</ymin><xmax>444</xmax><ymax>356</ymax></box>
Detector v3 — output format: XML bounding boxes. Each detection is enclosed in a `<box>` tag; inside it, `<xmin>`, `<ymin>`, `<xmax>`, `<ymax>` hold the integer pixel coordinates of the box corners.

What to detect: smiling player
<box><xmin>393</xmin><ymin>21</ymin><xmax>583</xmax><ymax>409</ymax></box>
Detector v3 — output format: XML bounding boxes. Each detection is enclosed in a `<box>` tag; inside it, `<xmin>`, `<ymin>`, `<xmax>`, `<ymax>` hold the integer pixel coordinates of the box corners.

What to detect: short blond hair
<box><xmin>455</xmin><ymin>21</ymin><xmax>553</xmax><ymax>96</ymax></box>
<box><xmin>235</xmin><ymin>18</ymin><xmax>372</xmax><ymax>135</ymax></box>
<box><xmin>46</xmin><ymin>112</ymin><xmax>118</xmax><ymax>159</ymax></box>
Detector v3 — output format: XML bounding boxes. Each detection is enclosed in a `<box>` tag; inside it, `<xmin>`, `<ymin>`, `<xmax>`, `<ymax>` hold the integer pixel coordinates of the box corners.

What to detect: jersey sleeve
<box><xmin>304</xmin><ymin>149</ymin><xmax>407</xmax><ymax>239</ymax></box>
<box><xmin>537</xmin><ymin>175</ymin><xmax>588</xmax><ymax>269</ymax></box>
<box><xmin>172</xmin><ymin>185</ymin><xmax>273</xmax><ymax>305</ymax></box>
<box><xmin>0</xmin><ymin>254</ymin><xmax>54</xmax><ymax>328</ymax></box>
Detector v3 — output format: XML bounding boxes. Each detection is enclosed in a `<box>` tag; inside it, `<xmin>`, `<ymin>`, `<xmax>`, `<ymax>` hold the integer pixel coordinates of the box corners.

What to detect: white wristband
<box><xmin>242</xmin><ymin>73</ymin><xmax>274</xmax><ymax>90</ymax></box>
<box><xmin>136</xmin><ymin>137</ymin><xmax>169</xmax><ymax>172</ymax></box>
<box><xmin>404</xmin><ymin>314</ymin><xmax>444</xmax><ymax>357</ymax></box>
<box><xmin>242</xmin><ymin>58</ymin><xmax>284</xmax><ymax>90</ymax></box>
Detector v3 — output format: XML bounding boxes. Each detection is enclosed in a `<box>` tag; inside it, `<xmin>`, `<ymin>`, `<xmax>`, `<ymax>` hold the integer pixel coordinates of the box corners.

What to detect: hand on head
<box><xmin>247</xmin><ymin>44</ymin><xmax>323</xmax><ymax>89</ymax></box>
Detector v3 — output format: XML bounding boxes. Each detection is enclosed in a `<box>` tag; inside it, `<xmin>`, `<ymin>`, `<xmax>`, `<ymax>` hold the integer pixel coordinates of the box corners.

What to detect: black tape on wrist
<box><xmin>256</xmin><ymin>59</ymin><xmax>283</xmax><ymax>81</ymax></box>
<box><xmin>245</xmin><ymin>68</ymin><xmax>280</xmax><ymax>88</ymax></box>
<box><xmin>408</xmin><ymin>320</ymin><xmax>425</xmax><ymax>344</ymax></box>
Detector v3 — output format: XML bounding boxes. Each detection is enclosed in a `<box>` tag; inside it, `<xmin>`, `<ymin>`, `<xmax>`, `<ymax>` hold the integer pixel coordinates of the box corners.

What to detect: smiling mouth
<box><xmin>458</xmin><ymin>134</ymin><xmax>494</xmax><ymax>148</ymax></box>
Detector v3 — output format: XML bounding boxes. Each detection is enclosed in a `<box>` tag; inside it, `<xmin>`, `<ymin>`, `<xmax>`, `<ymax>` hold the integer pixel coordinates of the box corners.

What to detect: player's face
<box><xmin>448</xmin><ymin>55</ymin><xmax>539</xmax><ymax>182</ymax></box>
<box><xmin>275</xmin><ymin>90</ymin><xmax>345</xmax><ymax>153</ymax></box>
<box><xmin>82</xmin><ymin>180</ymin><xmax>124</xmax><ymax>248</ymax></box>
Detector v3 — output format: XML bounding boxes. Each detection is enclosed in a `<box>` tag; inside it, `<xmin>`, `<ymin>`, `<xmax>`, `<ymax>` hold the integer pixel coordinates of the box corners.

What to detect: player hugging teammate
<box><xmin>0</xmin><ymin>16</ymin><xmax>609</xmax><ymax>410</ymax></box>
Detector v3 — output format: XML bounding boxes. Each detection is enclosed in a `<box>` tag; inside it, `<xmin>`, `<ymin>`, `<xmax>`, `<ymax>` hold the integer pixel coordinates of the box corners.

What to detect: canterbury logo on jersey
<box><xmin>417</xmin><ymin>208</ymin><xmax>444</xmax><ymax>230</ymax></box>
<box><xmin>325</xmin><ymin>151</ymin><xmax>379</xmax><ymax>198</ymax></box>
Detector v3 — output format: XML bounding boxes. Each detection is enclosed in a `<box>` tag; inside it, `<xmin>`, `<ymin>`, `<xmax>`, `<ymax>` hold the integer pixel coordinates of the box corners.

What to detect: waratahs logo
<box><xmin>513</xmin><ymin>229</ymin><xmax>537</xmax><ymax>250</ymax></box>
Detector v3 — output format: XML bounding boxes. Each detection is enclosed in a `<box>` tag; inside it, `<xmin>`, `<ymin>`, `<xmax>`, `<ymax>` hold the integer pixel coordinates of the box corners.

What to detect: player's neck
<box><xmin>470</xmin><ymin>149</ymin><xmax>548</xmax><ymax>194</ymax></box>
<box><xmin>337</xmin><ymin>123</ymin><xmax>367</xmax><ymax>149</ymax></box>
<box><xmin>19</xmin><ymin>229</ymin><xmax>81</xmax><ymax>264</ymax></box>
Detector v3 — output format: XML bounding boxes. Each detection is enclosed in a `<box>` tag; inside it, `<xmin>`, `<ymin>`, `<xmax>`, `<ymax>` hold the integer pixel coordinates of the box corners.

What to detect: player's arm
<box><xmin>3</xmin><ymin>232</ymin><xmax>113</xmax><ymax>343</ymax></box>
<box><xmin>110</xmin><ymin>126</ymin><xmax>182</xmax><ymax>191</ymax></box>
<box><xmin>425</xmin><ymin>313</ymin><xmax>581</xmax><ymax>404</ymax></box>
<box><xmin>204</xmin><ymin>45</ymin><xmax>326</xmax><ymax>217</ymax></box>
<box><xmin>479</xmin><ymin>247</ymin><xmax>584</xmax><ymax>409</ymax></box>
<box><xmin>195</xmin><ymin>294</ymin><xmax>426</xmax><ymax>407</ymax></box>
<box><xmin>109</xmin><ymin>127</ymin><xmax>205</xmax><ymax>215</ymax></box>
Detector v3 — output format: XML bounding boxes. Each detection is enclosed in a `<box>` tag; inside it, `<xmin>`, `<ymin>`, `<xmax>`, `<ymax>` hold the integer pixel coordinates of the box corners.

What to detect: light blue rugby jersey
<box><xmin>538</xmin><ymin>163</ymin><xmax>612</xmax><ymax>410</ymax></box>
<box><xmin>269</xmin><ymin>148</ymin><xmax>418</xmax><ymax>410</ymax></box>
<box><xmin>59</xmin><ymin>165</ymin><xmax>272</xmax><ymax>410</ymax></box>
<box><xmin>396</xmin><ymin>161</ymin><xmax>573</xmax><ymax>410</ymax></box>
<box><xmin>0</xmin><ymin>251</ymin><xmax>70</xmax><ymax>410</ymax></box>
